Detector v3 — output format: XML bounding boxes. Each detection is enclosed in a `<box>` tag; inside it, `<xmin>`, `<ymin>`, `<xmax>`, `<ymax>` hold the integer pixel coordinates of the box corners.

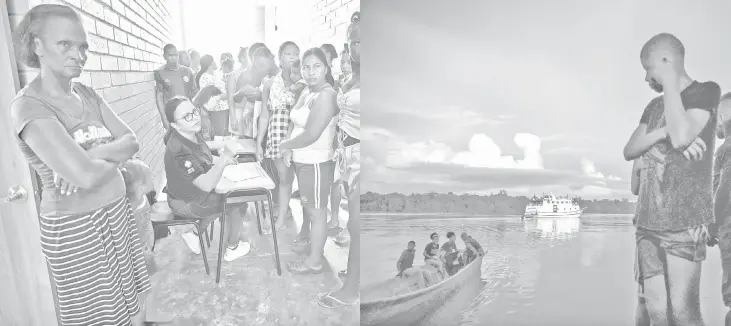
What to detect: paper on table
<box><xmin>222</xmin><ymin>165</ymin><xmax>263</xmax><ymax>182</ymax></box>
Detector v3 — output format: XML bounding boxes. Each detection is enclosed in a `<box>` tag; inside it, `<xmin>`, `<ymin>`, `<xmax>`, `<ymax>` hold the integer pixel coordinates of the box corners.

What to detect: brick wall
<box><xmin>264</xmin><ymin>0</ymin><xmax>359</xmax><ymax>56</ymax></box>
<box><xmin>8</xmin><ymin>0</ymin><xmax>173</xmax><ymax>192</ymax></box>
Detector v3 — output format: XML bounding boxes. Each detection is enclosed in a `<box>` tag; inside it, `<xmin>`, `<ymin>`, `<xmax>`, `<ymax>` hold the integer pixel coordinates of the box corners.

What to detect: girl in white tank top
<box><xmin>289</xmin><ymin>90</ymin><xmax>338</xmax><ymax>164</ymax></box>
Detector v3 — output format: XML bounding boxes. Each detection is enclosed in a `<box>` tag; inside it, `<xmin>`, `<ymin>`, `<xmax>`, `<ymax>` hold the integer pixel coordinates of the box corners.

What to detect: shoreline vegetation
<box><xmin>361</xmin><ymin>191</ymin><xmax>636</xmax><ymax>215</ymax></box>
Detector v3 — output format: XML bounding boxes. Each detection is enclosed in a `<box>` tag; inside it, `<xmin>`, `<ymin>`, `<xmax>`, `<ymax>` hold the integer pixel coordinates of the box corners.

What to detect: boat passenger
<box><xmin>461</xmin><ymin>232</ymin><xmax>485</xmax><ymax>264</ymax></box>
<box><xmin>442</xmin><ymin>232</ymin><xmax>461</xmax><ymax>276</ymax></box>
<box><xmin>397</xmin><ymin>240</ymin><xmax>429</xmax><ymax>288</ymax></box>
<box><xmin>424</xmin><ymin>232</ymin><xmax>447</xmax><ymax>276</ymax></box>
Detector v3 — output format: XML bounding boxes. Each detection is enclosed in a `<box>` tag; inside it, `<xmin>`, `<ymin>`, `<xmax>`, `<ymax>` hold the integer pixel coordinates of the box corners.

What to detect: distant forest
<box><xmin>361</xmin><ymin>190</ymin><xmax>636</xmax><ymax>214</ymax></box>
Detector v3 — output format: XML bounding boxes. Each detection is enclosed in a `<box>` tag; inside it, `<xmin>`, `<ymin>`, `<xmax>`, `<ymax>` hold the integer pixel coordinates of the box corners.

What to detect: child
<box><xmin>396</xmin><ymin>241</ymin><xmax>430</xmax><ymax>288</ymax></box>
<box><xmin>120</xmin><ymin>159</ymin><xmax>157</xmax><ymax>274</ymax></box>
<box><xmin>289</xmin><ymin>60</ymin><xmax>307</xmax><ymax>102</ymax></box>
<box><xmin>424</xmin><ymin>232</ymin><xmax>447</xmax><ymax>277</ymax></box>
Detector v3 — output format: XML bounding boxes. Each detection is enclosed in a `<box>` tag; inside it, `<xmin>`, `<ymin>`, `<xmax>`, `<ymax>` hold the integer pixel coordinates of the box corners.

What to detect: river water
<box><xmin>361</xmin><ymin>213</ymin><xmax>727</xmax><ymax>326</ymax></box>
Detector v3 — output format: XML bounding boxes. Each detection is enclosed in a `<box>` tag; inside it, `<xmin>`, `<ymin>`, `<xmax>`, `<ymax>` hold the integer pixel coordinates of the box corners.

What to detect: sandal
<box><xmin>292</xmin><ymin>240</ymin><xmax>311</xmax><ymax>255</ymax></box>
<box><xmin>317</xmin><ymin>292</ymin><xmax>359</xmax><ymax>308</ymax></box>
<box><xmin>286</xmin><ymin>260</ymin><xmax>323</xmax><ymax>274</ymax></box>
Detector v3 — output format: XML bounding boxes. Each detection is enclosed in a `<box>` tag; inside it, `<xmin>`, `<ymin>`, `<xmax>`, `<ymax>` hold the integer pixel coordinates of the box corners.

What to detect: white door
<box><xmin>0</xmin><ymin>1</ymin><xmax>59</xmax><ymax>325</ymax></box>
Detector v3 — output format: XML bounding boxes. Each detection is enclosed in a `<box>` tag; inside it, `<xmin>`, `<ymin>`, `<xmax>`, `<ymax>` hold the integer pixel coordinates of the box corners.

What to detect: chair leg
<box><xmin>209</xmin><ymin>220</ymin><xmax>215</xmax><ymax>242</ymax></box>
<box><xmin>255</xmin><ymin>201</ymin><xmax>263</xmax><ymax>235</ymax></box>
<box><xmin>216</xmin><ymin>211</ymin><xmax>227</xmax><ymax>283</ymax></box>
<box><xmin>267</xmin><ymin>192</ymin><xmax>282</xmax><ymax>276</ymax></box>
<box><xmin>196</xmin><ymin>224</ymin><xmax>210</xmax><ymax>275</ymax></box>
<box><xmin>204</xmin><ymin>229</ymin><xmax>211</xmax><ymax>248</ymax></box>
<box><xmin>151</xmin><ymin>223</ymin><xmax>158</xmax><ymax>252</ymax></box>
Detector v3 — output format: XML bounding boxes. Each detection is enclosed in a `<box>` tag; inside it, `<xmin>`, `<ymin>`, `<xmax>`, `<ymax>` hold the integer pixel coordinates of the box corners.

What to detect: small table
<box><xmin>214</xmin><ymin>162</ymin><xmax>280</xmax><ymax>283</ymax></box>
<box><xmin>214</xmin><ymin>137</ymin><xmax>257</xmax><ymax>162</ymax></box>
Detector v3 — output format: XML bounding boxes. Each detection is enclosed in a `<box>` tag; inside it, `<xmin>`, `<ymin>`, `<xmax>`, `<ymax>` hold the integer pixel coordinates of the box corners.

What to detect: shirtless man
<box><xmin>229</xmin><ymin>44</ymin><xmax>275</xmax><ymax>139</ymax></box>
<box><xmin>712</xmin><ymin>93</ymin><xmax>731</xmax><ymax>325</ymax></box>
<box><xmin>623</xmin><ymin>33</ymin><xmax>720</xmax><ymax>326</ymax></box>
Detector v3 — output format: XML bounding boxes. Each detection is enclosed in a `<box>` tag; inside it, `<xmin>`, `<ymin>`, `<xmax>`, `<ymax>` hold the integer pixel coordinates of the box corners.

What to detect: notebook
<box><xmin>222</xmin><ymin>164</ymin><xmax>264</xmax><ymax>182</ymax></box>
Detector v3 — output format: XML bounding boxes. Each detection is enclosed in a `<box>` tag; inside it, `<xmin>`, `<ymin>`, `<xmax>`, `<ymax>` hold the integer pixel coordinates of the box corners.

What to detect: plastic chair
<box><xmin>151</xmin><ymin>211</ymin><xmax>214</xmax><ymax>275</ymax></box>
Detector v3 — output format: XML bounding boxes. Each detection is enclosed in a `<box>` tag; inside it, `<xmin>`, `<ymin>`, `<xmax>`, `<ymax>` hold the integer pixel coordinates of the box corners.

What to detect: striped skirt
<box><xmin>39</xmin><ymin>196</ymin><xmax>152</xmax><ymax>326</ymax></box>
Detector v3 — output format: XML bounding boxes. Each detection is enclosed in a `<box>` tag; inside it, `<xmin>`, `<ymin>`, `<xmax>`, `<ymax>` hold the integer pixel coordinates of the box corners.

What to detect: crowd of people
<box><xmin>625</xmin><ymin>33</ymin><xmax>731</xmax><ymax>326</ymax></box>
<box><xmin>10</xmin><ymin>3</ymin><xmax>360</xmax><ymax>325</ymax></box>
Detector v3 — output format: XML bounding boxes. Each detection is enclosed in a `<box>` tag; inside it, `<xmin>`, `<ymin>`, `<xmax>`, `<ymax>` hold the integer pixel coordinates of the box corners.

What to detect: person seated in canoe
<box><xmin>396</xmin><ymin>240</ymin><xmax>431</xmax><ymax>288</ymax></box>
<box><xmin>424</xmin><ymin>232</ymin><xmax>447</xmax><ymax>277</ymax></box>
<box><xmin>461</xmin><ymin>232</ymin><xmax>485</xmax><ymax>264</ymax></box>
<box><xmin>441</xmin><ymin>231</ymin><xmax>462</xmax><ymax>276</ymax></box>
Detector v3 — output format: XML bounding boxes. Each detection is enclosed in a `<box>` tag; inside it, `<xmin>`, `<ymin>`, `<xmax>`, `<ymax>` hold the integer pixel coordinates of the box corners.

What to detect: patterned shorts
<box><xmin>265</xmin><ymin>107</ymin><xmax>291</xmax><ymax>159</ymax></box>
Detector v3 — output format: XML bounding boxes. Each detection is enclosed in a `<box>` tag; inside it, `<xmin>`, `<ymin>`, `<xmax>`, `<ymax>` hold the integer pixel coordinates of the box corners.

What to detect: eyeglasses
<box><xmin>176</xmin><ymin>108</ymin><xmax>200</xmax><ymax>122</ymax></box>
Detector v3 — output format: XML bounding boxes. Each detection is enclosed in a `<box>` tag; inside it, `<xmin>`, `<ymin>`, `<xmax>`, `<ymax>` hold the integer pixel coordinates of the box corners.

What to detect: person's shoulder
<box><xmin>322</xmin><ymin>87</ymin><xmax>338</xmax><ymax>96</ymax></box>
<box><xmin>695</xmin><ymin>80</ymin><xmax>721</xmax><ymax>94</ymax></box>
<box><xmin>165</xmin><ymin>132</ymin><xmax>187</xmax><ymax>153</ymax></box>
<box><xmin>72</xmin><ymin>81</ymin><xmax>100</xmax><ymax>98</ymax></box>
<box><xmin>182</xmin><ymin>66</ymin><xmax>195</xmax><ymax>75</ymax></box>
<box><xmin>10</xmin><ymin>85</ymin><xmax>52</xmax><ymax>117</ymax></box>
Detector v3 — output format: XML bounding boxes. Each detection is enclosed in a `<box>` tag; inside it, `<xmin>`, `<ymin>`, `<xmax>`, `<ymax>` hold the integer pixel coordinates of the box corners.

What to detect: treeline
<box><xmin>360</xmin><ymin>191</ymin><xmax>637</xmax><ymax>214</ymax></box>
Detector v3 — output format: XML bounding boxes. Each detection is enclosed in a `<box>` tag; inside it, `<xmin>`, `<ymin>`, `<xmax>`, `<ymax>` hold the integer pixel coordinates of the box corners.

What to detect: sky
<box><xmin>362</xmin><ymin>0</ymin><xmax>731</xmax><ymax>199</ymax></box>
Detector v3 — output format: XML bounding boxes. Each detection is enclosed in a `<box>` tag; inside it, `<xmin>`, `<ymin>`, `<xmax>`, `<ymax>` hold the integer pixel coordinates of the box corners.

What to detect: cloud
<box><xmin>452</xmin><ymin>133</ymin><xmax>544</xmax><ymax>169</ymax></box>
<box><xmin>363</xmin><ymin>131</ymin><xmax>630</xmax><ymax>198</ymax></box>
<box><xmin>581</xmin><ymin>157</ymin><xmax>622</xmax><ymax>181</ymax></box>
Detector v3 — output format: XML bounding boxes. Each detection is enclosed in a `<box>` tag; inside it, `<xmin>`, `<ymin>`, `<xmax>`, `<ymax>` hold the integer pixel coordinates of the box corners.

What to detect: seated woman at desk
<box><xmin>163</xmin><ymin>96</ymin><xmax>251</xmax><ymax>261</ymax></box>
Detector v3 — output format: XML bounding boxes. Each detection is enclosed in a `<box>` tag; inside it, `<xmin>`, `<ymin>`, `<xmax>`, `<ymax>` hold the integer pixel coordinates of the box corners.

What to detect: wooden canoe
<box><xmin>360</xmin><ymin>255</ymin><xmax>484</xmax><ymax>326</ymax></box>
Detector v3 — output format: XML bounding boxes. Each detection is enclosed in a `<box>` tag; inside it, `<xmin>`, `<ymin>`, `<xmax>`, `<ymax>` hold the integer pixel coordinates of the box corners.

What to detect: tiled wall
<box><xmin>8</xmin><ymin>0</ymin><xmax>173</xmax><ymax>191</ymax></box>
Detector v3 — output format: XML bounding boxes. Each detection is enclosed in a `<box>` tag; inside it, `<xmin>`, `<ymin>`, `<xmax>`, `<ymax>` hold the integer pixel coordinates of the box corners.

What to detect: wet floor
<box><xmin>145</xmin><ymin>198</ymin><xmax>355</xmax><ymax>326</ymax></box>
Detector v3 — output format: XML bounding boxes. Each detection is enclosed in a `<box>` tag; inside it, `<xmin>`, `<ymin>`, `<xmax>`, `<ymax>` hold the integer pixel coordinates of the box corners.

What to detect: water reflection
<box><xmin>525</xmin><ymin>217</ymin><xmax>581</xmax><ymax>239</ymax></box>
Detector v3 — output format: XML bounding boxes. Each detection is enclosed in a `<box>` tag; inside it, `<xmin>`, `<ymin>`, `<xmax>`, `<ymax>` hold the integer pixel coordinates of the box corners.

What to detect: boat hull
<box><xmin>525</xmin><ymin>211</ymin><xmax>582</xmax><ymax>218</ymax></box>
<box><xmin>360</xmin><ymin>255</ymin><xmax>484</xmax><ymax>326</ymax></box>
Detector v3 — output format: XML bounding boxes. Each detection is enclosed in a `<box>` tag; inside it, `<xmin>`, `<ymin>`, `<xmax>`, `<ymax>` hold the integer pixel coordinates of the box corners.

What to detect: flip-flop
<box><xmin>287</xmin><ymin>260</ymin><xmax>323</xmax><ymax>274</ymax></box>
<box><xmin>291</xmin><ymin>241</ymin><xmax>311</xmax><ymax>255</ymax></box>
<box><xmin>317</xmin><ymin>292</ymin><xmax>359</xmax><ymax>308</ymax></box>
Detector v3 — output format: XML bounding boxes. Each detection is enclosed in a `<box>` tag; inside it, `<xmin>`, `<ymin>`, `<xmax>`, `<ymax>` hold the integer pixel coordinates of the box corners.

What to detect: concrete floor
<box><xmin>144</xmin><ymin>198</ymin><xmax>356</xmax><ymax>326</ymax></box>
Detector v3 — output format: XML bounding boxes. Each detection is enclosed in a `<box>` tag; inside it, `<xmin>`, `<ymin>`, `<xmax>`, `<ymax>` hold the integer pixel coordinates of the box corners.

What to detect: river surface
<box><xmin>361</xmin><ymin>213</ymin><xmax>726</xmax><ymax>326</ymax></box>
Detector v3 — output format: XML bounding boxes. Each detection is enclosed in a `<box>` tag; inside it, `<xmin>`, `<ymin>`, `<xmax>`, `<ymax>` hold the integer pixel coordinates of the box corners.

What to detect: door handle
<box><xmin>2</xmin><ymin>185</ymin><xmax>28</xmax><ymax>204</ymax></box>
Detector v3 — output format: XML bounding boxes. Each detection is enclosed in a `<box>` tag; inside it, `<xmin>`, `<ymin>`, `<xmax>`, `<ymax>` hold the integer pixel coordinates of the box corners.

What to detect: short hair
<box><xmin>12</xmin><ymin>4</ymin><xmax>82</xmax><ymax>69</ymax></box>
<box><xmin>408</xmin><ymin>240</ymin><xmax>415</xmax><ymax>245</ymax></box>
<box><xmin>430</xmin><ymin>232</ymin><xmax>438</xmax><ymax>240</ymax></box>
<box><xmin>320</xmin><ymin>43</ymin><xmax>338</xmax><ymax>59</ymax></box>
<box><xmin>641</xmin><ymin>33</ymin><xmax>685</xmax><ymax>59</ymax></box>
<box><xmin>446</xmin><ymin>231</ymin><xmax>455</xmax><ymax>238</ymax></box>
<box><xmin>163</xmin><ymin>44</ymin><xmax>176</xmax><ymax>53</ymax></box>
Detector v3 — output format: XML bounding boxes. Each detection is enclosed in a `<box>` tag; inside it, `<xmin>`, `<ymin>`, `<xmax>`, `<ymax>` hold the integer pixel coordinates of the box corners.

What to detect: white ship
<box><xmin>523</xmin><ymin>193</ymin><xmax>585</xmax><ymax>219</ymax></box>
